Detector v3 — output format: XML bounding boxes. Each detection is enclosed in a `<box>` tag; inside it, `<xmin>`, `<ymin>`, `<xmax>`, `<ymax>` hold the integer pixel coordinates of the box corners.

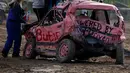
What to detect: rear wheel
<box><xmin>116</xmin><ymin>43</ymin><xmax>124</xmax><ymax>64</ymax></box>
<box><xmin>56</xmin><ymin>39</ymin><xmax>75</xmax><ymax>63</ymax></box>
<box><xmin>23</xmin><ymin>38</ymin><xmax>37</xmax><ymax>59</ymax></box>
<box><xmin>109</xmin><ymin>43</ymin><xmax>124</xmax><ymax>64</ymax></box>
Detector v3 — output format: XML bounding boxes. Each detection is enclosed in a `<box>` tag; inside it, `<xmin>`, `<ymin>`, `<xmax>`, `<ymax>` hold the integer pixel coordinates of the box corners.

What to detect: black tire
<box><xmin>108</xmin><ymin>43</ymin><xmax>124</xmax><ymax>64</ymax></box>
<box><xmin>56</xmin><ymin>39</ymin><xmax>75</xmax><ymax>63</ymax></box>
<box><xmin>116</xmin><ymin>43</ymin><xmax>124</xmax><ymax>64</ymax></box>
<box><xmin>23</xmin><ymin>38</ymin><xmax>37</xmax><ymax>59</ymax></box>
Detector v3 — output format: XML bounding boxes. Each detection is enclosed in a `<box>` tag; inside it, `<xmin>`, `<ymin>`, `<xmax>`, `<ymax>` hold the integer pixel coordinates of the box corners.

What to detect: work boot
<box><xmin>2</xmin><ymin>50</ymin><xmax>8</xmax><ymax>58</ymax></box>
<box><xmin>12</xmin><ymin>53</ymin><xmax>20</xmax><ymax>58</ymax></box>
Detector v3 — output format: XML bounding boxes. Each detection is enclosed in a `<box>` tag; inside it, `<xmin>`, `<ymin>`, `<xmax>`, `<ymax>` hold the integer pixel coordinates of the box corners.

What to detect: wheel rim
<box><xmin>25</xmin><ymin>43</ymin><xmax>32</xmax><ymax>58</ymax></box>
<box><xmin>59</xmin><ymin>43</ymin><xmax>69</xmax><ymax>58</ymax></box>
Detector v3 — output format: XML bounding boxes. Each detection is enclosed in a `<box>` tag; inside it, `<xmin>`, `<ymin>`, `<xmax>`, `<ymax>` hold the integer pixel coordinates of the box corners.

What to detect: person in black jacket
<box><xmin>2</xmin><ymin>0</ymin><xmax>25</xmax><ymax>58</ymax></box>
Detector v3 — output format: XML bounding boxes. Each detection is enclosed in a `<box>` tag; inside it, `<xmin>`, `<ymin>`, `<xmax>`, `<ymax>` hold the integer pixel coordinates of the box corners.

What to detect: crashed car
<box><xmin>22</xmin><ymin>0</ymin><xmax>126</xmax><ymax>64</ymax></box>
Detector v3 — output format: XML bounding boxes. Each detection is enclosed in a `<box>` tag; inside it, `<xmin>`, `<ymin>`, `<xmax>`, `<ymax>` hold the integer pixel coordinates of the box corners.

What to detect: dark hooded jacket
<box><xmin>7</xmin><ymin>2</ymin><xmax>25</xmax><ymax>39</ymax></box>
<box><xmin>7</xmin><ymin>2</ymin><xmax>25</xmax><ymax>23</ymax></box>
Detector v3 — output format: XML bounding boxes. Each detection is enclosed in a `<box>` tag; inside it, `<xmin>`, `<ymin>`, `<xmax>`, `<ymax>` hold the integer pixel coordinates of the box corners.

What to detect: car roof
<box><xmin>56</xmin><ymin>0</ymin><xmax>91</xmax><ymax>9</ymax></box>
<box><xmin>67</xmin><ymin>1</ymin><xmax>118</xmax><ymax>13</ymax></box>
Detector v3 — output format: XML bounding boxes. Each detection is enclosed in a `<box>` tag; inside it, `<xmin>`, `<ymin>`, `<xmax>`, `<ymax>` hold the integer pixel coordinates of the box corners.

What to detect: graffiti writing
<box><xmin>77</xmin><ymin>20</ymin><xmax>102</xmax><ymax>31</ymax></box>
<box><xmin>77</xmin><ymin>19</ymin><xmax>114</xmax><ymax>34</ymax></box>
<box><xmin>92</xmin><ymin>32</ymin><xmax>110</xmax><ymax>43</ymax></box>
<box><xmin>105</xmin><ymin>26</ymin><xmax>114</xmax><ymax>34</ymax></box>
<box><xmin>79</xmin><ymin>27</ymin><xmax>120</xmax><ymax>44</ymax></box>
<box><xmin>36</xmin><ymin>29</ymin><xmax>60</xmax><ymax>41</ymax></box>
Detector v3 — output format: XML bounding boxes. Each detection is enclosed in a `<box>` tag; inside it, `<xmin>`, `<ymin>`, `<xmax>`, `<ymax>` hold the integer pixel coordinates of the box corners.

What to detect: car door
<box><xmin>36</xmin><ymin>9</ymin><xmax>64</xmax><ymax>44</ymax></box>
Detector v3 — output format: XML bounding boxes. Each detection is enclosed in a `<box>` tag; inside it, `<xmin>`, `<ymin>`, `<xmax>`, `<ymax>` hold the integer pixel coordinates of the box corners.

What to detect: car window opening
<box><xmin>42</xmin><ymin>10</ymin><xmax>63</xmax><ymax>26</ymax></box>
<box><xmin>75</xmin><ymin>9</ymin><xmax>120</xmax><ymax>27</ymax></box>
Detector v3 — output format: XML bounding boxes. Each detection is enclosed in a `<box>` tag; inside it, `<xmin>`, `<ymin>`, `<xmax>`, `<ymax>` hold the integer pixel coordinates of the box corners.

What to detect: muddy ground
<box><xmin>0</xmin><ymin>17</ymin><xmax>130</xmax><ymax>73</ymax></box>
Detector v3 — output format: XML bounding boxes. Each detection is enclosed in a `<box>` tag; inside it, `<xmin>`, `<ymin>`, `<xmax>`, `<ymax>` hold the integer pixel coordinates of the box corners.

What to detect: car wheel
<box><xmin>23</xmin><ymin>38</ymin><xmax>37</xmax><ymax>59</ymax></box>
<box><xmin>115</xmin><ymin>43</ymin><xmax>124</xmax><ymax>64</ymax></box>
<box><xmin>108</xmin><ymin>43</ymin><xmax>124</xmax><ymax>64</ymax></box>
<box><xmin>56</xmin><ymin>39</ymin><xmax>75</xmax><ymax>63</ymax></box>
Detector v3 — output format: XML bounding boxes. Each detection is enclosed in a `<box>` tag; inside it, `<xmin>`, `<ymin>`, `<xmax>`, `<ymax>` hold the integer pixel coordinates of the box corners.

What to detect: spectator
<box><xmin>48</xmin><ymin>0</ymin><xmax>61</xmax><ymax>10</ymax></box>
<box><xmin>2</xmin><ymin>0</ymin><xmax>25</xmax><ymax>58</ymax></box>
<box><xmin>32</xmin><ymin>0</ymin><xmax>45</xmax><ymax>21</ymax></box>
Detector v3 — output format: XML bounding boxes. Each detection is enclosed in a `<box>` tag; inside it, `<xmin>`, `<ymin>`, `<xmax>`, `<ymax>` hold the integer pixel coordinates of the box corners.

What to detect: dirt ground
<box><xmin>0</xmin><ymin>18</ymin><xmax>130</xmax><ymax>73</ymax></box>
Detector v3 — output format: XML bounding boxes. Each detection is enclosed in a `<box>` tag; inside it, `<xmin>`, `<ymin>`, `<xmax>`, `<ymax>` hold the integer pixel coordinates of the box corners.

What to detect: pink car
<box><xmin>23</xmin><ymin>0</ymin><xmax>125</xmax><ymax>64</ymax></box>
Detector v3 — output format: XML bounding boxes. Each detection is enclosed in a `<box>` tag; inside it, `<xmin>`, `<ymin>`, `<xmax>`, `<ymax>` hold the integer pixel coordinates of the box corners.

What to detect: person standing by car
<box><xmin>48</xmin><ymin>0</ymin><xmax>61</xmax><ymax>10</ymax></box>
<box><xmin>32</xmin><ymin>0</ymin><xmax>45</xmax><ymax>21</ymax></box>
<box><xmin>2</xmin><ymin>0</ymin><xmax>25</xmax><ymax>58</ymax></box>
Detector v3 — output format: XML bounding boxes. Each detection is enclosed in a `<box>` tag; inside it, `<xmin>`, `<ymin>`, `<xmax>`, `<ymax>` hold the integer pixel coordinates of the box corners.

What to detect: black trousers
<box><xmin>33</xmin><ymin>8</ymin><xmax>48</xmax><ymax>21</ymax></box>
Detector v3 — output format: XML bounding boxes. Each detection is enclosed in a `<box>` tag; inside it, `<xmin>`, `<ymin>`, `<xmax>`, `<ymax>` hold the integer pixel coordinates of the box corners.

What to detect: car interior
<box><xmin>42</xmin><ymin>9</ymin><xmax>63</xmax><ymax>26</ymax></box>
